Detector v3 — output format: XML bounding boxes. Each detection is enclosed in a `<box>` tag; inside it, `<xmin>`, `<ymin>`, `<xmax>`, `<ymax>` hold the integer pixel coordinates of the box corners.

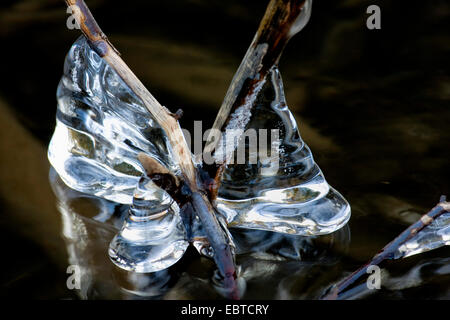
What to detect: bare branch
<box><xmin>203</xmin><ymin>0</ymin><xmax>311</xmax><ymax>190</ymax></box>
<box><xmin>65</xmin><ymin>0</ymin><xmax>197</xmax><ymax>187</ymax></box>
<box><xmin>65</xmin><ymin>0</ymin><xmax>239</xmax><ymax>298</ymax></box>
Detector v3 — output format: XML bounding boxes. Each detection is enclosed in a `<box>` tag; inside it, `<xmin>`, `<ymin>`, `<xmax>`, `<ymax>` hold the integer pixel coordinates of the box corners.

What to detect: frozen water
<box><xmin>394</xmin><ymin>211</ymin><xmax>450</xmax><ymax>259</ymax></box>
<box><xmin>48</xmin><ymin>35</ymin><xmax>351</xmax><ymax>277</ymax></box>
<box><xmin>48</xmin><ymin>36</ymin><xmax>176</xmax><ymax>204</ymax></box>
<box><xmin>48</xmin><ymin>36</ymin><xmax>351</xmax><ymax>240</ymax></box>
<box><xmin>215</xmin><ymin>68</ymin><xmax>351</xmax><ymax>236</ymax></box>
<box><xmin>50</xmin><ymin>168</ymin><xmax>173</xmax><ymax>298</ymax></box>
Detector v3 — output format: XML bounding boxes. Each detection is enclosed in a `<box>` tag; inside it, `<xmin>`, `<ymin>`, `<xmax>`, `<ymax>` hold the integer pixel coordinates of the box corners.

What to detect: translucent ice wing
<box><xmin>215</xmin><ymin>67</ymin><xmax>350</xmax><ymax>236</ymax></box>
<box><xmin>48</xmin><ymin>36</ymin><xmax>176</xmax><ymax>204</ymax></box>
<box><xmin>394</xmin><ymin>211</ymin><xmax>450</xmax><ymax>259</ymax></box>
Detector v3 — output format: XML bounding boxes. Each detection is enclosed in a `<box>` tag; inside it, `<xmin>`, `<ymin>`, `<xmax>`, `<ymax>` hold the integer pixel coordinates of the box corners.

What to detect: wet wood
<box><xmin>64</xmin><ymin>0</ymin><xmax>240</xmax><ymax>298</ymax></box>
<box><xmin>65</xmin><ymin>0</ymin><xmax>197</xmax><ymax>187</ymax></box>
<box><xmin>64</xmin><ymin>0</ymin><xmax>310</xmax><ymax>299</ymax></box>
<box><xmin>203</xmin><ymin>0</ymin><xmax>309</xmax><ymax>188</ymax></box>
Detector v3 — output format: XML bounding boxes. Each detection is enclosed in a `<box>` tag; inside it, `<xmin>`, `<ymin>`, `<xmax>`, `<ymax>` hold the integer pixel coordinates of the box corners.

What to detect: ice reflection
<box><xmin>50</xmin><ymin>168</ymin><xmax>173</xmax><ymax>299</ymax></box>
<box><xmin>51</xmin><ymin>167</ymin><xmax>351</xmax><ymax>299</ymax></box>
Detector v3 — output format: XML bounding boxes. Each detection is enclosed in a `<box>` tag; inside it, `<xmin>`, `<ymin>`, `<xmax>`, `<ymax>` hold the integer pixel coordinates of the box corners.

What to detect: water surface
<box><xmin>0</xmin><ymin>0</ymin><xmax>449</xmax><ymax>299</ymax></box>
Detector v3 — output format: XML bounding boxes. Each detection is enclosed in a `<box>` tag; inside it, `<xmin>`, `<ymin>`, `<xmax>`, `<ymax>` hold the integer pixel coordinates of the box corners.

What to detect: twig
<box><xmin>64</xmin><ymin>0</ymin><xmax>239</xmax><ymax>298</ymax></box>
<box><xmin>190</xmin><ymin>192</ymin><xmax>238</xmax><ymax>298</ymax></box>
<box><xmin>65</xmin><ymin>0</ymin><xmax>312</xmax><ymax>300</ymax></box>
<box><xmin>65</xmin><ymin>0</ymin><xmax>196</xmax><ymax>185</ymax></box>
<box><xmin>203</xmin><ymin>0</ymin><xmax>311</xmax><ymax>192</ymax></box>
<box><xmin>322</xmin><ymin>196</ymin><xmax>450</xmax><ymax>300</ymax></box>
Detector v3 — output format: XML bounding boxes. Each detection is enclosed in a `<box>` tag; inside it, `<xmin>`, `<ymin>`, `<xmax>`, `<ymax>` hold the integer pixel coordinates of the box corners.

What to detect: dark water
<box><xmin>0</xmin><ymin>0</ymin><xmax>449</xmax><ymax>299</ymax></box>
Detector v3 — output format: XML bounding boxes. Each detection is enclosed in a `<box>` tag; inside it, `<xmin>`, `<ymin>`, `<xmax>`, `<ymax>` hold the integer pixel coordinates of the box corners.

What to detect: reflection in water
<box><xmin>51</xmin><ymin>168</ymin><xmax>171</xmax><ymax>299</ymax></box>
<box><xmin>0</xmin><ymin>0</ymin><xmax>447</xmax><ymax>300</ymax></box>
<box><xmin>49</xmin><ymin>165</ymin><xmax>450</xmax><ymax>299</ymax></box>
<box><xmin>50</xmin><ymin>167</ymin><xmax>352</xmax><ymax>299</ymax></box>
<box><xmin>337</xmin><ymin>256</ymin><xmax>450</xmax><ymax>300</ymax></box>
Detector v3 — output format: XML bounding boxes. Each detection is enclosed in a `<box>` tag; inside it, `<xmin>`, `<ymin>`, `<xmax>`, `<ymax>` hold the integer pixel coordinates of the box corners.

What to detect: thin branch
<box><xmin>203</xmin><ymin>0</ymin><xmax>311</xmax><ymax>191</ymax></box>
<box><xmin>65</xmin><ymin>0</ymin><xmax>239</xmax><ymax>298</ymax></box>
<box><xmin>190</xmin><ymin>192</ymin><xmax>238</xmax><ymax>298</ymax></box>
<box><xmin>322</xmin><ymin>196</ymin><xmax>450</xmax><ymax>300</ymax></box>
<box><xmin>65</xmin><ymin>0</ymin><xmax>197</xmax><ymax>186</ymax></box>
<box><xmin>206</xmin><ymin>0</ymin><xmax>310</xmax><ymax>146</ymax></box>
<box><xmin>65</xmin><ymin>0</ymin><xmax>312</xmax><ymax>300</ymax></box>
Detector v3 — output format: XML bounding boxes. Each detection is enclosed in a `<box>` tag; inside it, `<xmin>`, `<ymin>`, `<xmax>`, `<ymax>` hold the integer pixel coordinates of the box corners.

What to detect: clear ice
<box><xmin>48</xmin><ymin>36</ymin><xmax>176</xmax><ymax>204</ymax></box>
<box><xmin>215</xmin><ymin>68</ymin><xmax>351</xmax><ymax>236</ymax></box>
<box><xmin>46</xmin><ymin>0</ymin><xmax>450</xmax><ymax>283</ymax></box>
<box><xmin>50</xmin><ymin>169</ymin><xmax>173</xmax><ymax>298</ymax></box>
<box><xmin>394</xmin><ymin>211</ymin><xmax>450</xmax><ymax>259</ymax></box>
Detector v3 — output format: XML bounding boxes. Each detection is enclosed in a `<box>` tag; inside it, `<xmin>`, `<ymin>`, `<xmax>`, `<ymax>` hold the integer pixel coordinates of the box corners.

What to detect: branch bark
<box><xmin>65</xmin><ymin>0</ymin><xmax>197</xmax><ymax>186</ymax></box>
<box><xmin>64</xmin><ymin>0</ymin><xmax>239</xmax><ymax>298</ymax></box>
<box><xmin>321</xmin><ymin>196</ymin><xmax>450</xmax><ymax>300</ymax></box>
<box><xmin>64</xmin><ymin>0</ymin><xmax>312</xmax><ymax>300</ymax></box>
<box><xmin>203</xmin><ymin>0</ymin><xmax>311</xmax><ymax>195</ymax></box>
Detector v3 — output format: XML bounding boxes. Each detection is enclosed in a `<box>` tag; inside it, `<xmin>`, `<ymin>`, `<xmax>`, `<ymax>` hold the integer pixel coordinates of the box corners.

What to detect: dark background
<box><xmin>0</xmin><ymin>0</ymin><xmax>449</xmax><ymax>299</ymax></box>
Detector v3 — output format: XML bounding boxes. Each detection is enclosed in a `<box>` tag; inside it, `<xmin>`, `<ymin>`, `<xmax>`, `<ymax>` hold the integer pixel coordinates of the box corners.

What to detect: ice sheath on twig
<box><xmin>321</xmin><ymin>196</ymin><xmax>450</xmax><ymax>300</ymax></box>
<box><xmin>63</xmin><ymin>0</ymin><xmax>311</xmax><ymax>299</ymax></box>
<box><xmin>203</xmin><ymin>0</ymin><xmax>312</xmax><ymax>192</ymax></box>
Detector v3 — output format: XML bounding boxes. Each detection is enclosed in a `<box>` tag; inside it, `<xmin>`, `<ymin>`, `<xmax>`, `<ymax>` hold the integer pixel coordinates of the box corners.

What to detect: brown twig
<box><xmin>65</xmin><ymin>0</ymin><xmax>239</xmax><ymax>298</ymax></box>
<box><xmin>203</xmin><ymin>0</ymin><xmax>311</xmax><ymax>191</ymax></box>
<box><xmin>65</xmin><ymin>0</ymin><xmax>312</xmax><ymax>300</ymax></box>
<box><xmin>65</xmin><ymin>0</ymin><xmax>197</xmax><ymax>185</ymax></box>
<box><xmin>322</xmin><ymin>196</ymin><xmax>450</xmax><ymax>300</ymax></box>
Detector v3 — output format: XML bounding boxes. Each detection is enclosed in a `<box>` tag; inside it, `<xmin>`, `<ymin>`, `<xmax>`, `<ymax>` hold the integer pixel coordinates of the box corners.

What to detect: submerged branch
<box><xmin>322</xmin><ymin>196</ymin><xmax>450</xmax><ymax>300</ymax></box>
